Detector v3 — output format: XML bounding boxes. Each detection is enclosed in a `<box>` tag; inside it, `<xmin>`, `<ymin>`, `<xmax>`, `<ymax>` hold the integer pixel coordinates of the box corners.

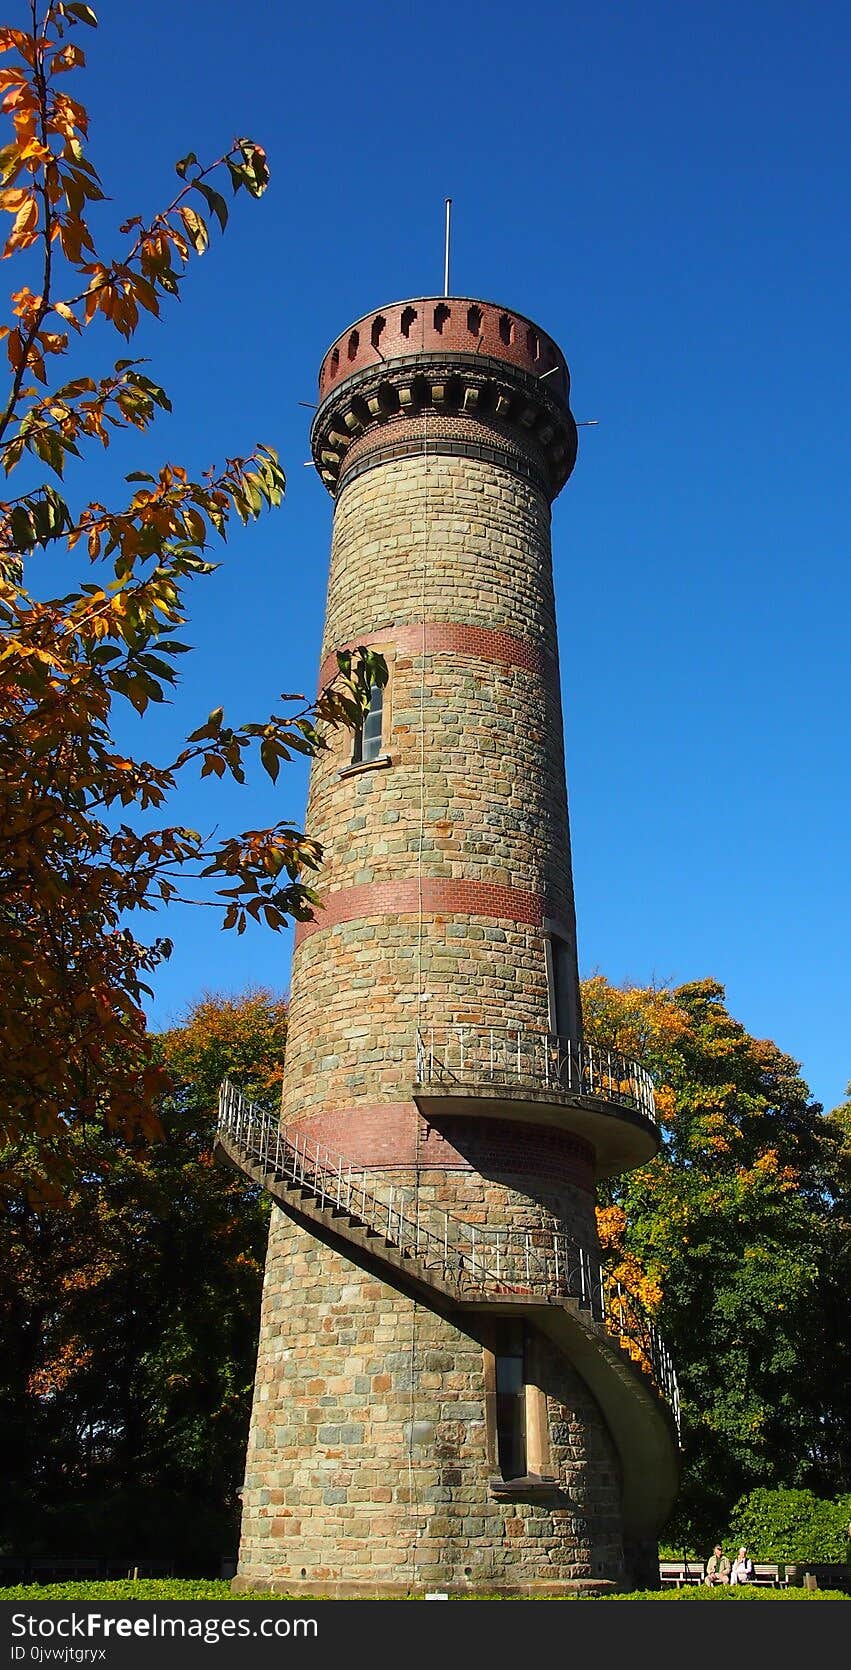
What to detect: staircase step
<box><xmin>231</xmin><ymin>1138</ymin><xmax>520</xmax><ymax>1303</ymax></box>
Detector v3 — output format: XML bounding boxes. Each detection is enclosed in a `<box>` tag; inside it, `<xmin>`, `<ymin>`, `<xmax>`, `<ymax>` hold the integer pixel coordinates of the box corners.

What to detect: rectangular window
<box><xmin>495</xmin><ymin>1322</ymin><xmax>527</xmax><ymax>1481</ymax></box>
<box><xmin>485</xmin><ymin>1327</ymin><xmax>553</xmax><ymax>1491</ymax></box>
<box><xmin>545</xmin><ymin>932</ymin><xmax>578</xmax><ymax>1040</ymax></box>
<box><xmin>352</xmin><ymin>681</ymin><xmax>384</xmax><ymax>764</ymax></box>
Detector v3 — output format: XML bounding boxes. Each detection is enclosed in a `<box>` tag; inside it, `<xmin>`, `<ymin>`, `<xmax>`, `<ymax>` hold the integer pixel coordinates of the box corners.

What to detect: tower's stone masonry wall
<box><xmin>282</xmin><ymin>912</ymin><xmax>551</xmax><ymax>1129</ymax></box>
<box><xmin>356</xmin><ymin>1157</ymin><xmax>599</xmax><ymax>1265</ymax></box>
<box><xmin>236</xmin><ymin>1210</ymin><xmax>624</xmax><ymax>1593</ymax></box>
<box><xmin>320</xmin><ymin>454</ymin><xmax>558</xmax><ymax>653</ymax></box>
<box><xmin>312</xmin><ymin>452</ymin><xmax>574</xmax><ymax>929</ymax></box>
<box><xmin>280</xmin><ymin>448</ymin><xmax>580</xmax><ymax>1151</ymax></box>
<box><xmin>306</xmin><ymin>652</ymin><xmax>573</xmax><ymax>907</ymax></box>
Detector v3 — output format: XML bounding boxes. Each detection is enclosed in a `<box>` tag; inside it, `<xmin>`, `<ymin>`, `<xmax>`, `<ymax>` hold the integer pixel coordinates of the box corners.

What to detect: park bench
<box><xmin>99</xmin><ymin>1560</ymin><xmax>175</xmax><ymax>1579</ymax></box>
<box><xmin>750</xmin><ymin>1563</ymin><xmax>789</xmax><ymax>1587</ymax></box>
<box><xmin>1</xmin><ymin>1556</ymin><xmax>176</xmax><ymax>1584</ymax></box>
<box><xmin>659</xmin><ymin>1559</ymin><xmax>794</xmax><ymax>1589</ymax></box>
<box><xmin>0</xmin><ymin>1557</ymin><xmax>28</xmax><ymax>1583</ymax></box>
<box><xmin>29</xmin><ymin>1558</ymin><xmax>100</xmax><ymax>1580</ymax></box>
<box><xmin>658</xmin><ymin>1560</ymin><xmax>706</xmax><ymax>1586</ymax></box>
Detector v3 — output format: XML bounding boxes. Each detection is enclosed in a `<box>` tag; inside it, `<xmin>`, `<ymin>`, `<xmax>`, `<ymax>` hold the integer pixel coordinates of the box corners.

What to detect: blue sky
<box><xmin>49</xmin><ymin>0</ymin><xmax>849</xmax><ymax>1112</ymax></box>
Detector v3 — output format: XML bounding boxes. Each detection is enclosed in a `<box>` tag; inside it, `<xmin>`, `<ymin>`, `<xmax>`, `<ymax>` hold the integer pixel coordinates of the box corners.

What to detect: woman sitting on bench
<box><xmin>729</xmin><ymin>1546</ymin><xmax>754</xmax><ymax>1585</ymax></box>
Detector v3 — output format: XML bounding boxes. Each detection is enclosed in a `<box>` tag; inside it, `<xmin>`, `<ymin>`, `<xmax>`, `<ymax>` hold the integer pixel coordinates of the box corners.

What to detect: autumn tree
<box><xmin>584</xmin><ymin>976</ymin><xmax>851</xmax><ymax>1550</ymax></box>
<box><xmin>0</xmin><ymin>3</ymin><xmax>384</xmax><ymax>1204</ymax></box>
<box><xmin>0</xmin><ymin>987</ymin><xmax>283</xmax><ymax>1567</ymax></box>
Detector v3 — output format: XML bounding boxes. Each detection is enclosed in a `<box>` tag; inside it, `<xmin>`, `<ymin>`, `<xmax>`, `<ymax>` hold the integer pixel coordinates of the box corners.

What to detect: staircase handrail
<box><xmin>415</xmin><ymin>1025</ymin><xmax>657</xmax><ymax>1125</ymax></box>
<box><xmin>216</xmin><ymin>1079</ymin><xmax>679</xmax><ymax>1434</ymax></box>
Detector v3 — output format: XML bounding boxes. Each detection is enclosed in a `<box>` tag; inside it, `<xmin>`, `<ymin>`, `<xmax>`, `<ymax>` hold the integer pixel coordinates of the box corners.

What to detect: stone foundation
<box><xmin>236</xmin><ymin>1205</ymin><xmax>626</xmax><ymax>1594</ymax></box>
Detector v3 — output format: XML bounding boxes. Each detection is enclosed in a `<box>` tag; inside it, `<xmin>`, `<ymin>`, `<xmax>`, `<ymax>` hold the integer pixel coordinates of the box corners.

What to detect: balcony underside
<box><xmin>464</xmin><ymin>1292</ymin><xmax>680</xmax><ymax>1538</ymax></box>
<box><xmin>413</xmin><ymin>1081</ymin><xmax>660</xmax><ymax>1178</ymax></box>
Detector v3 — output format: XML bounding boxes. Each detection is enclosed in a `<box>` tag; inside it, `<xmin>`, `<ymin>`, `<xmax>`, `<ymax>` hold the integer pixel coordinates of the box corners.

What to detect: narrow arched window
<box><xmin>352</xmin><ymin>681</ymin><xmax>384</xmax><ymax>764</ymax></box>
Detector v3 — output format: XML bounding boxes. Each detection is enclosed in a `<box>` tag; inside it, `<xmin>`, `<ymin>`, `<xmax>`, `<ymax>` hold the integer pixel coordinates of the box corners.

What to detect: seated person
<box><xmin>705</xmin><ymin>1544</ymin><xmax>731</xmax><ymax>1585</ymax></box>
<box><xmin>729</xmin><ymin>1546</ymin><xmax>754</xmax><ymax>1585</ymax></box>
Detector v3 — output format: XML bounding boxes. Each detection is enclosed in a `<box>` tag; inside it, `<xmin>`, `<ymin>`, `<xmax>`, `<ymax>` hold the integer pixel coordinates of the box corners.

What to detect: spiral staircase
<box><xmin>215</xmin><ymin>1078</ymin><xmax>681</xmax><ymax>1540</ymax></box>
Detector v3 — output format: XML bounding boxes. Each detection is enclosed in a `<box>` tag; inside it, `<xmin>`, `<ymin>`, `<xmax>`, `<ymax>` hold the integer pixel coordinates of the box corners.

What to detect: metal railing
<box><xmin>216</xmin><ymin>1080</ymin><xmax>678</xmax><ymax>1433</ymax></box>
<box><xmin>415</xmin><ymin>1025</ymin><xmax>657</xmax><ymax>1126</ymax></box>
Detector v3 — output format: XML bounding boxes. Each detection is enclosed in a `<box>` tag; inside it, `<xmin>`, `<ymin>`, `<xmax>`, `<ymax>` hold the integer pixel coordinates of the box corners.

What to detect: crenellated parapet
<box><xmin>311</xmin><ymin>296</ymin><xmax>578</xmax><ymax>500</ymax></box>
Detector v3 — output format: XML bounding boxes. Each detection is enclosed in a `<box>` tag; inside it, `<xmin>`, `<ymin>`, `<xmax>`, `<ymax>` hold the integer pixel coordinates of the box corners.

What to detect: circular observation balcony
<box><xmin>413</xmin><ymin>1026</ymin><xmax>660</xmax><ymax>1179</ymax></box>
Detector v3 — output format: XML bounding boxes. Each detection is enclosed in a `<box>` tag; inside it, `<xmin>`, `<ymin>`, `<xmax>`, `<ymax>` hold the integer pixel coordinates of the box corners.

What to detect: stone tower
<box><xmin>219</xmin><ymin>297</ymin><xmax>680</xmax><ymax>1596</ymax></box>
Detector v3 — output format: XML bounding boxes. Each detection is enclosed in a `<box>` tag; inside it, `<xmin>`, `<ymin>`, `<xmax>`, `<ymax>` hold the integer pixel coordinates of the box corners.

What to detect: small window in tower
<box><xmin>499</xmin><ymin>313</ymin><xmax>513</xmax><ymax>345</ymax></box>
<box><xmin>495</xmin><ymin>1322</ymin><xmax>527</xmax><ymax>1481</ymax></box>
<box><xmin>347</xmin><ymin>329</ymin><xmax>360</xmax><ymax>360</ymax></box>
<box><xmin>545</xmin><ymin>932</ymin><xmax>578</xmax><ymax>1041</ymax></box>
<box><xmin>526</xmin><ymin>327</ymin><xmax>540</xmax><ymax>361</ymax></box>
<box><xmin>371</xmin><ymin>314</ymin><xmax>386</xmax><ymax>351</ymax></box>
<box><xmin>329</xmin><ymin>346</ymin><xmax>340</xmax><ymax>377</ymax></box>
<box><xmin>352</xmin><ymin>680</ymin><xmax>384</xmax><ymax>765</ymax></box>
<box><xmin>400</xmin><ymin>305</ymin><xmax>418</xmax><ymax>338</ymax></box>
<box><xmin>485</xmin><ymin>1328</ymin><xmax>553</xmax><ymax>1494</ymax></box>
<box><xmin>467</xmin><ymin>304</ymin><xmax>483</xmax><ymax>337</ymax></box>
<box><xmin>433</xmin><ymin>302</ymin><xmax>451</xmax><ymax>334</ymax></box>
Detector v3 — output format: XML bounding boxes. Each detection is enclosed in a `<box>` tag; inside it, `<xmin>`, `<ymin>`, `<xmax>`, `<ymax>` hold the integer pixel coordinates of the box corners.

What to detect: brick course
<box><xmin>317</xmin><ymin>620</ymin><xmax>553</xmax><ymax>693</ymax></box>
<box><xmin>288</xmin><ymin>1105</ymin><xmax>595</xmax><ymax>1191</ymax></box>
<box><xmin>293</xmin><ymin>879</ymin><xmax>566</xmax><ymax>947</ymax></box>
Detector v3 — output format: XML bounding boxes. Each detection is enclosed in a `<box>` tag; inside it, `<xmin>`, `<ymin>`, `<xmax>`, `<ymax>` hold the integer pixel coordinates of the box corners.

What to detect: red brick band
<box><xmin>288</xmin><ymin>1103</ymin><xmax>594</xmax><ymax>1191</ymax></box>
<box><xmin>317</xmin><ymin>621</ymin><xmax>555</xmax><ymax>695</ymax></box>
<box><xmin>294</xmin><ymin>877</ymin><xmax>567</xmax><ymax>948</ymax></box>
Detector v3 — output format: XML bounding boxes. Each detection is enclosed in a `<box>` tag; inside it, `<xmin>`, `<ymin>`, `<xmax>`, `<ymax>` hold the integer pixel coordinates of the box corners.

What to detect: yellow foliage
<box><xmin>655</xmin><ymin>1083</ymin><xmax>676</xmax><ymax>1120</ymax></box>
<box><xmin>595</xmin><ymin>1204</ymin><xmax>627</xmax><ymax>1250</ymax></box>
<box><xmin>28</xmin><ymin>1338</ymin><xmax>92</xmax><ymax>1397</ymax></box>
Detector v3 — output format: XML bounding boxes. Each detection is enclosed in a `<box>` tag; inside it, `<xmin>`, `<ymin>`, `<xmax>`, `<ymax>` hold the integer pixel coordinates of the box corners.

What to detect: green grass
<box><xmin>0</xmin><ymin>1579</ymin><xmax>848</xmax><ymax>1601</ymax></box>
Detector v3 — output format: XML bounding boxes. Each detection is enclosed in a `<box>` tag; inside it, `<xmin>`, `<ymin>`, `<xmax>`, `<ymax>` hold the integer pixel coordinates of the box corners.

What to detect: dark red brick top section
<box><xmin>318</xmin><ymin>296</ymin><xmax>570</xmax><ymax>407</ymax></box>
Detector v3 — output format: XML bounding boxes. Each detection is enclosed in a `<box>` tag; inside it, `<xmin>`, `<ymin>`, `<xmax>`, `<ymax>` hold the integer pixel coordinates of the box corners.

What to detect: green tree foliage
<box><xmin>0</xmin><ymin>988</ymin><xmax>281</xmax><ymax>1569</ymax></box>
<box><xmin>584</xmin><ymin>976</ymin><xmax>851</xmax><ymax>1550</ymax></box>
<box><xmin>727</xmin><ymin>1486</ymin><xmax>851</xmax><ymax>1565</ymax></box>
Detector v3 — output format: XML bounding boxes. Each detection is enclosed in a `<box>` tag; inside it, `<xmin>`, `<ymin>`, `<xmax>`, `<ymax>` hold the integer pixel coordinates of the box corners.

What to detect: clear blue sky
<box><xmin>58</xmin><ymin>0</ymin><xmax>850</xmax><ymax>1113</ymax></box>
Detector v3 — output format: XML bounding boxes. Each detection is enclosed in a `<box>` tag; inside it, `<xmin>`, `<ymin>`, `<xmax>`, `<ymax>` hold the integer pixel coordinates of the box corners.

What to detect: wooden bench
<box><xmin>29</xmin><ymin>1558</ymin><xmax>101</xmax><ymax>1580</ymax></box>
<box><xmin>660</xmin><ymin>1559</ymin><xmax>793</xmax><ymax>1589</ymax></box>
<box><xmin>750</xmin><ymin>1563</ymin><xmax>789</xmax><ymax>1588</ymax></box>
<box><xmin>659</xmin><ymin>1560</ymin><xmax>706</xmax><ymax>1586</ymax></box>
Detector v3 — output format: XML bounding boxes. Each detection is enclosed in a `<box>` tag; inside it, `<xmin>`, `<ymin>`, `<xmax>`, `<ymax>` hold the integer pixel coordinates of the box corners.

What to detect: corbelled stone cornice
<box><xmin>310</xmin><ymin>349</ymin><xmax>578</xmax><ymax>501</ymax></box>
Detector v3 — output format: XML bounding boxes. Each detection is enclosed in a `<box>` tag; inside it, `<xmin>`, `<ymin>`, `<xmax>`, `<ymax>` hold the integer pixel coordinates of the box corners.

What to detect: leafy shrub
<box><xmin>0</xmin><ymin>1581</ymin><xmax>267</xmax><ymax>1600</ymax></box>
<box><xmin>0</xmin><ymin>1579</ymin><xmax>848</xmax><ymax>1602</ymax></box>
<box><xmin>727</xmin><ymin>1487</ymin><xmax>851</xmax><ymax>1563</ymax></box>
